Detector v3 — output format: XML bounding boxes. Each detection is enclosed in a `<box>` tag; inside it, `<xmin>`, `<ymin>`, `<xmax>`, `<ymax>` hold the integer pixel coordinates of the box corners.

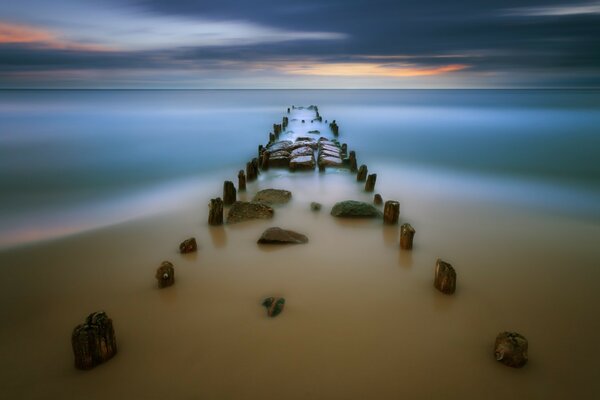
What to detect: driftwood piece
<box><xmin>434</xmin><ymin>259</ymin><xmax>456</xmax><ymax>294</ymax></box>
<box><xmin>238</xmin><ymin>170</ymin><xmax>246</xmax><ymax>191</ymax></box>
<box><xmin>72</xmin><ymin>312</ymin><xmax>117</xmax><ymax>370</ymax></box>
<box><xmin>400</xmin><ymin>223</ymin><xmax>415</xmax><ymax>249</ymax></box>
<box><xmin>348</xmin><ymin>151</ymin><xmax>357</xmax><ymax>172</ymax></box>
<box><xmin>374</xmin><ymin>194</ymin><xmax>383</xmax><ymax>205</ymax></box>
<box><xmin>365</xmin><ymin>173</ymin><xmax>377</xmax><ymax>192</ymax></box>
<box><xmin>223</xmin><ymin>181</ymin><xmax>236</xmax><ymax>205</ymax></box>
<box><xmin>357</xmin><ymin>164</ymin><xmax>368</xmax><ymax>181</ymax></box>
<box><xmin>155</xmin><ymin>261</ymin><xmax>175</xmax><ymax>288</ymax></box>
<box><xmin>495</xmin><ymin>332</ymin><xmax>529</xmax><ymax>368</ymax></box>
<box><xmin>262</xmin><ymin>297</ymin><xmax>285</xmax><ymax>317</ymax></box>
<box><xmin>383</xmin><ymin>200</ymin><xmax>400</xmax><ymax>224</ymax></box>
<box><xmin>179</xmin><ymin>237</ymin><xmax>197</xmax><ymax>254</ymax></box>
<box><xmin>208</xmin><ymin>197</ymin><xmax>224</xmax><ymax>226</ymax></box>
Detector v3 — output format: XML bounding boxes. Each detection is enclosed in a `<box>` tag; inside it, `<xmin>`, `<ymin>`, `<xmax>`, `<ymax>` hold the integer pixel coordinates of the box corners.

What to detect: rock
<box><xmin>307</xmin><ymin>130</ymin><xmax>320</xmax><ymax>134</ymax></box>
<box><xmin>155</xmin><ymin>261</ymin><xmax>174</xmax><ymax>288</ymax></box>
<box><xmin>318</xmin><ymin>156</ymin><xmax>344</xmax><ymax>167</ymax></box>
<box><xmin>291</xmin><ymin>146</ymin><xmax>314</xmax><ymax>158</ymax></box>
<box><xmin>330</xmin><ymin>200</ymin><xmax>383</xmax><ymax>218</ymax></box>
<box><xmin>257</xmin><ymin>227</ymin><xmax>308</xmax><ymax>244</ymax></box>
<box><xmin>319</xmin><ymin>149</ymin><xmax>341</xmax><ymax>158</ymax></box>
<box><xmin>72</xmin><ymin>312</ymin><xmax>117</xmax><ymax>370</ymax></box>
<box><xmin>310</xmin><ymin>202</ymin><xmax>322</xmax><ymax>211</ymax></box>
<box><xmin>495</xmin><ymin>332</ymin><xmax>528</xmax><ymax>368</ymax></box>
<box><xmin>290</xmin><ymin>155</ymin><xmax>315</xmax><ymax>170</ymax></box>
<box><xmin>253</xmin><ymin>189</ymin><xmax>292</xmax><ymax>204</ymax></box>
<box><xmin>179</xmin><ymin>237</ymin><xmax>197</xmax><ymax>253</ymax></box>
<box><xmin>267</xmin><ymin>140</ymin><xmax>293</xmax><ymax>153</ymax></box>
<box><xmin>292</xmin><ymin>140</ymin><xmax>318</xmax><ymax>150</ymax></box>
<box><xmin>262</xmin><ymin>297</ymin><xmax>285</xmax><ymax>317</ymax></box>
<box><xmin>434</xmin><ymin>259</ymin><xmax>456</xmax><ymax>294</ymax></box>
<box><xmin>268</xmin><ymin>154</ymin><xmax>291</xmax><ymax>168</ymax></box>
<box><xmin>295</xmin><ymin>136</ymin><xmax>315</xmax><ymax>142</ymax></box>
<box><xmin>226</xmin><ymin>201</ymin><xmax>274</xmax><ymax>224</ymax></box>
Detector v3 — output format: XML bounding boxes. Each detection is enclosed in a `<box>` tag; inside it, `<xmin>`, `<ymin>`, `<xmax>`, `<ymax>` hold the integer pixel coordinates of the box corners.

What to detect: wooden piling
<box><xmin>434</xmin><ymin>259</ymin><xmax>456</xmax><ymax>294</ymax></box>
<box><xmin>223</xmin><ymin>181</ymin><xmax>236</xmax><ymax>205</ymax></box>
<box><xmin>72</xmin><ymin>312</ymin><xmax>117</xmax><ymax>370</ymax></box>
<box><xmin>208</xmin><ymin>197</ymin><xmax>224</xmax><ymax>226</ymax></box>
<box><xmin>155</xmin><ymin>261</ymin><xmax>175</xmax><ymax>288</ymax></box>
<box><xmin>258</xmin><ymin>144</ymin><xmax>264</xmax><ymax>160</ymax></box>
<box><xmin>383</xmin><ymin>200</ymin><xmax>399</xmax><ymax>224</ymax></box>
<box><xmin>238</xmin><ymin>170</ymin><xmax>246</xmax><ymax>191</ymax></box>
<box><xmin>374</xmin><ymin>194</ymin><xmax>383</xmax><ymax>205</ymax></box>
<box><xmin>329</xmin><ymin>120</ymin><xmax>339</xmax><ymax>135</ymax></box>
<box><xmin>400</xmin><ymin>223</ymin><xmax>415</xmax><ymax>249</ymax></box>
<box><xmin>365</xmin><ymin>173</ymin><xmax>377</xmax><ymax>192</ymax></box>
<box><xmin>357</xmin><ymin>164</ymin><xmax>368</xmax><ymax>181</ymax></box>
<box><xmin>269</xmin><ymin>132</ymin><xmax>275</xmax><ymax>143</ymax></box>
<box><xmin>261</xmin><ymin>151</ymin><xmax>270</xmax><ymax>170</ymax></box>
<box><xmin>349</xmin><ymin>151</ymin><xmax>357</xmax><ymax>172</ymax></box>
<box><xmin>341</xmin><ymin>143</ymin><xmax>347</xmax><ymax>156</ymax></box>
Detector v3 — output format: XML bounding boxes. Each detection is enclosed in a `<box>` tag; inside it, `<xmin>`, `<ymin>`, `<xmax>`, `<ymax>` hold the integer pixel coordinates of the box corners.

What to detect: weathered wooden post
<box><xmin>262</xmin><ymin>297</ymin><xmax>285</xmax><ymax>317</ymax></box>
<box><xmin>356</xmin><ymin>164</ymin><xmax>368</xmax><ymax>181</ymax></box>
<box><xmin>341</xmin><ymin>143</ymin><xmax>347</xmax><ymax>156</ymax></box>
<box><xmin>238</xmin><ymin>170</ymin><xmax>246</xmax><ymax>191</ymax></box>
<box><xmin>155</xmin><ymin>261</ymin><xmax>174</xmax><ymax>288</ymax></box>
<box><xmin>252</xmin><ymin>158</ymin><xmax>259</xmax><ymax>176</ymax></box>
<box><xmin>365</xmin><ymin>173</ymin><xmax>377</xmax><ymax>192</ymax></box>
<box><xmin>282</xmin><ymin>116</ymin><xmax>288</xmax><ymax>129</ymax></box>
<box><xmin>495</xmin><ymin>332</ymin><xmax>528</xmax><ymax>368</ymax></box>
<box><xmin>246</xmin><ymin>161</ymin><xmax>254</xmax><ymax>181</ymax></box>
<box><xmin>179</xmin><ymin>237</ymin><xmax>197</xmax><ymax>253</ymax></box>
<box><xmin>400</xmin><ymin>223</ymin><xmax>415</xmax><ymax>249</ymax></box>
<box><xmin>348</xmin><ymin>151</ymin><xmax>357</xmax><ymax>172</ymax></box>
<box><xmin>208</xmin><ymin>197</ymin><xmax>224</xmax><ymax>226</ymax></box>
<box><xmin>223</xmin><ymin>181</ymin><xmax>236</xmax><ymax>205</ymax></box>
<box><xmin>258</xmin><ymin>144</ymin><xmax>264</xmax><ymax>160</ymax></box>
<box><xmin>434</xmin><ymin>259</ymin><xmax>456</xmax><ymax>294</ymax></box>
<box><xmin>329</xmin><ymin>120</ymin><xmax>339</xmax><ymax>135</ymax></box>
<box><xmin>374</xmin><ymin>194</ymin><xmax>383</xmax><ymax>205</ymax></box>
<box><xmin>383</xmin><ymin>200</ymin><xmax>399</xmax><ymax>224</ymax></box>
<box><xmin>287</xmin><ymin>107</ymin><xmax>290</xmax><ymax>113</ymax></box>
<box><xmin>72</xmin><ymin>312</ymin><xmax>117</xmax><ymax>370</ymax></box>
<box><xmin>269</xmin><ymin>132</ymin><xmax>275</xmax><ymax>143</ymax></box>
<box><xmin>261</xmin><ymin>151</ymin><xmax>270</xmax><ymax>170</ymax></box>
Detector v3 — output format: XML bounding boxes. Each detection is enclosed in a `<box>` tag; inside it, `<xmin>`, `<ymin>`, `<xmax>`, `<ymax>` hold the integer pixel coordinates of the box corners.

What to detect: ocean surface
<box><xmin>0</xmin><ymin>89</ymin><xmax>599</xmax><ymax>248</ymax></box>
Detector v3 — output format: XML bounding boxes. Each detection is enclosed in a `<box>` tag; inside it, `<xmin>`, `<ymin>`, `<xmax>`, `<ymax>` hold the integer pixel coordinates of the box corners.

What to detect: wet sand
<box><xmin>1</xmin><ymin>107</ymin><xmax>600</xmax><ymax>399</ymax></box>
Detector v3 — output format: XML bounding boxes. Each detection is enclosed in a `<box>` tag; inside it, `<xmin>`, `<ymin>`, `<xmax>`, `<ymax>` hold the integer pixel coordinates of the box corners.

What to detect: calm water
<box><xmin>0</xmin><ymin>89</ymin><xmax>599</xmax><ymax>247</ymax></box>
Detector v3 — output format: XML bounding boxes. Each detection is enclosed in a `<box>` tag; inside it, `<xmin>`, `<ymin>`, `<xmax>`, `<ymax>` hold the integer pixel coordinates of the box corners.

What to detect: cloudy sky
<box><xmin>0</xmin><ymin>0</ymin><xmax>599</xmax><ymax>88</ymax></box>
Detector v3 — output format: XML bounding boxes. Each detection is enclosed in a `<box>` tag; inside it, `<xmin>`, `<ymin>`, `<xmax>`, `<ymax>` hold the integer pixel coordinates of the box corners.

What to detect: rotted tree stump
<box><xmin>356</xmin><ymin>164</ymin><xmax>368</xmax><ymax>182</ymax></box>
<box><xmin>434</xmin><ymin>259</ymin><xmax>456</xmax><ymax>294</ymax></box>
<box><xmin>348</xmin><ymin>151</ymin><xmax>357</xmax><ymax>172</ymax></box>
<box><xmin>155</xmin><ymin>261</ymin><xmax>175</xmax><ymax>288</ymax></box>
<box><xmin>238</xmin><ymin>170</ymin><xmax>246</xmax><ymax>191</ymax></box>
<box><xmin>374</xmin><ymin>194</ymin><xmax>383</xmax><ymax>205</ymax></box>
<box><xmin>400</xmin><ymin>223</ymin><xmax>415</xmax><ymax>249</ymax></box>
<box><xmin>365</xmin><ymin>173</ymin><xmax>377</xmax><ymax>192</ymax></box>
<box><xmin>72</xmin><ymin>311</ymin><xmax>117</xmax><ymax>370</ymax></box>
<box><xmin>179</xmin><ymin>237</ymin><xmax>197</xmax><ymax>254</ymax></box>
<box><xmin>383</xmin><ymin>200</ymin><xmax>400</xmax><ymax>224</ymax></box>
<box><xmin>262</xmin><ymin>297</ymin><xmax>285</xmax><ymax>317</ymax></box>
<box><xmin>208</xmin><ymin>197</ymin><xmax>224</xmax><ymax>226</ymax></box>
<box><xmin>495</xmin><ymin>332</ymin><xmax>528</xmax><ymax>368</ymax></box>
<box><xmin>223</xmin><ymin>181</ymin><xmax>237</xmax><ymax>205</ymax></box>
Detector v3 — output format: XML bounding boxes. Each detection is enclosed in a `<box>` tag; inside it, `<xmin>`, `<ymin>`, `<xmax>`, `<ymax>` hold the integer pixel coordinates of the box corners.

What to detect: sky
<box><xmin>0</xmin><ymin>0</ymin><xmax>599</xmax><ymax>88</ymax></box>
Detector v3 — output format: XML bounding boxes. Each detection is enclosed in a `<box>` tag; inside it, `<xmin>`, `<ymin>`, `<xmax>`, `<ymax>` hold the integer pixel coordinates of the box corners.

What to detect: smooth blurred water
<box><xmin>0</xmin><ymin>89</ymin><xmax>599</xmax><ymax>247</ymax></box>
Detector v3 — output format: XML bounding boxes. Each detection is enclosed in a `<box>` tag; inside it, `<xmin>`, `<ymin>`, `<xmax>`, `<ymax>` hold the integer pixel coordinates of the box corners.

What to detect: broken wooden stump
<box><xmin>257</xmin><ymin>227</ymin><xmax>308</xmax><ymax>244</ymax></box>
<box><xmin>155</xmin><ymin>261</ymin><xmax>174</xmax><ymax>288</ymax></box>
<box><xmin>208</xmin><ymin>197</ymin><xmax>224</xmax><ymax>226</ymax></box>
<box><xmin>341</xmin><ymin>143</ymin><xmax>347</xmax><ymax>156</ymax></box>
<box><xmin>261</xmin><ymin>151</ymin><xmax>270</xmax><ymax>170</ymax></box>
<box><xmin>238</xmin><ymin>170</ymin><xmax>246</xmax><ymax>191</ymax></box>
<box><xmin>365</xmin><ymin>173</ymin><xmax>377</xmax><ymax>192</ymax></box>
<box><xmin>72</xmin><ymin>312</ymin><xmax>117</xmax><ymax>370</ymax></box>
<box><xmin>348</xmin><ymin>151</ymin><xmax>357</xmax><ymax>172</ymax></box>
<box><xmin>434</xmin><ymin>259</ymin><xmax>456</xmax><ymax>294</ymax></box>
<box><xmin>374</xmin><ymin>194</ymin><xmax>383</xmax><ymax>205</ymax></box>
<box><xmin>223</xmin><ymin>181</ymin><xmax>236</xmax><ymax>205</ymax></box>
<box><xmin>383</xmin><ymin>200</ymin><xmax>400</xmax><ymax>224</ymax></box>
<box><xmin>246</xmin><ymin>158</ymin><xmax>259</xmax><ymax>181</ymax></box>
<box><xmin>269</xmin><ymin>132</ymin><xmax>275</xmax><ymax>143</ymax></box>
<box><xmin>357</xmin><ymin>164</ymin><xmax>368</xmax><ymax>181</ymax></box>
<box><xmin>329</xmin><ymin>120</ymin><xmax>339</xmax><ymax>135</ymax></box>
<box><xmin>179</xmin><ymin>237</ymin><xmax>197</xmax><ymax>254</ymax></box>
<box><xmin>258</xmin><ymin>144</ymin><xmax>264</xmax><ymax>160</ymax></box>
<box><xmin>262</xmin><ymin>297</ymin><xmax>285</xmax><ymax>317</ymax></box>
<box><xmin>400</xmin><ymin>223</ymin><xmax>415</xmax><ymax>249</ymax></box>
<box><xmin>495</xmin><ymin>332</ymin><xmax>528</xmax><ymax>368</ymax></box>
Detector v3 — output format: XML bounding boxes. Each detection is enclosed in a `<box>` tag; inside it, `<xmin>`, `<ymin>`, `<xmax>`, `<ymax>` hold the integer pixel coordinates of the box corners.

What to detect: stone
<box><xmin>257</xmin><ymin>227</ymin><xmax>308</xmax><ymax>244</ymax></box>
<box><xmin>495</xmin><ymin>332</ymin><xmax>528</xmax><ymax>368</ymax></box>
<box><xmin>262</xmin><ymin>297</ymin><xmax>285</xmax><ymax>317</ymax></box>
<box><xmin>227</xmin><ymin>201</ymin><xmax>274</xmax><ymax>224</ymax></box>
<box><xmin>434</xmin><ymin>259</ymin><xmax>456</xmax><ymax>294</ymax></box>
<box><xmin>330</xmin><ymin>200</ymin><xmax>383</xmax><ymax>218</ymax></box>
<box><xmin>289</xmin><ymin>155</ymin><xmax>315</xmax><ymax>170</ymax></box>
<box><xmin>318</xmin><ymin>156</ymin><xmax>344</xmax><ymax>167</ymax></box>
<box><xmin>291</xmin><ymin>140</ymin><xmax>318</xmax><ymax>150</ymax></box>
<box><xmin>267</xmin><ymin>140</ymin><xmax>293</xmax><ymax>153</ymax></box>
<box><xmin>310</xmin><ymin>202</ymin><xmax>322</xmax><ymax>211</ymax></box>
<box><xmin>268</xmin><ymin>154</ymin><xmax>291</xmax><ymax>168</ymax></box>
<box><xmin>253</xmin><ymin>189</ymin><xmax>292</xmax><ymax>204</ymax></box>
<box><xmin>179</xmin><ymin>237</ymin><xmax>197</xmax><ymax>253</ymax></box>
<box><xmin>319</xmin><ymin>149</ymin><xmax>341</xmax><ymax>158</ymax></box>
<box><xmin>72</xmin><ymin>312</ymin><xmax>117</xmax><ymax>370</ymax></box>
<box><xmin>291</xmin><ymin>146</ymin><xmax>314</xmax><ymax>158</ymax></box>
<box><xmin>155</xmin><ymin>261</ymin><xmax>174</xmax><ymax>288</ymax></box>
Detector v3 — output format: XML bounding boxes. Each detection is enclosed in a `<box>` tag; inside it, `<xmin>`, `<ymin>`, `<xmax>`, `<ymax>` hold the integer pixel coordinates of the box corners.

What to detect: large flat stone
<box><xmin>257</xmin><ymin>227</ymin><xmax>308</xmax><ymax>244</ymax></box>
<box><xmin>227</xmin><ymin>201</ymin><xmax>274</xmax><ymax>224</ymax></box>
<box><xmin>289</xmin><ymin>155</ymin><xmax>315</xmax><ymax>170</ymax></box>
<box><xmin>253</xmin><ymin>189</ymin><xmax>292</xmax><ymax>204</ymax></box>
<box><xmin>330</xmin><ymin>200</ymin><xmax>383</xmax><ymax>218</ymax></box>
<box><xmin>291</xmin><ymin>146</ymin><xmax>314</xmax><ymax>158</ymax></box>
<box><xmin>318</xmin><ymin>156</ymin><xmax>344</xmax><ymax>167</ymax></box>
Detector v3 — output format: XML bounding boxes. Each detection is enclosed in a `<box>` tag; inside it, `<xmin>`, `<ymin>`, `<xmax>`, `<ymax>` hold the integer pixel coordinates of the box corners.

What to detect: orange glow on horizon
<box><xmin>0</xmin><ymin>21</ymin><xmax>114</xmax><ymax>51</ymax></box>
<box><xmin>282</xmin><ymin>62</ymin><xmax>469</xmax><ymax>78</ymax></box>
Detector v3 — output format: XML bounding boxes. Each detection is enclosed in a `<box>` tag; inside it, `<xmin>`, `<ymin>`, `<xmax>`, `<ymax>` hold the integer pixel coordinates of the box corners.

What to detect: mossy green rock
<box><xmin>330</xmin><ymin>200</ymin><xmax>383</xmax><ymax>218</ymax></box>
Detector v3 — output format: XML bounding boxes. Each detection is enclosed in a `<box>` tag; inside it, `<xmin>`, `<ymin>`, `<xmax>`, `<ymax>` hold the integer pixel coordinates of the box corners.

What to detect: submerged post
<box><xmin>374</xmin><ymin>194</ymin><xmax>383</xmax><ymax>205</ymax></box>
<box><xmin>238</xmin><ymin>170</ymin><xmax>246</xmax><ymax>191</ymax></box>
<box><xmin>434</xmin><ymin>259</ymin><xmax>456</xmax><ymax>294</ymax></box>
<box><xmin>223</xmin><ymin>181</ymin><xmax>236</xmax><ymax>205</ymax></box>
<box><xmin>208</xmin><ymin>197</ymin><xmax>224</xmax><ymax>226</ymax></box>
<box><xmin>400</xmin><ymin>223</ymin><xmax>415</xmax><ymax>249</ymax></box>
<box><xmin>72</xmin><ymin>312</ymin><xmax>117</xmax><ymax>370</ymax></box>
<box><xmin>383</xmin><ymin>200</ymin><xmax>399</xmax><ymax>224</ymax></box>
<box><xmin>357</xmin><ymin>164</ymin><xmax>368</xmax><ymax>182</ymax></box>
<box><xmin>365</xmin><ymin>173</ymin><xmax>377</xmax><ymax>192</ymax></box>
<box><xmin>348</xmin><ymin>151</ymin><xmax>357</xmax><ymax>172</ymax></box>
